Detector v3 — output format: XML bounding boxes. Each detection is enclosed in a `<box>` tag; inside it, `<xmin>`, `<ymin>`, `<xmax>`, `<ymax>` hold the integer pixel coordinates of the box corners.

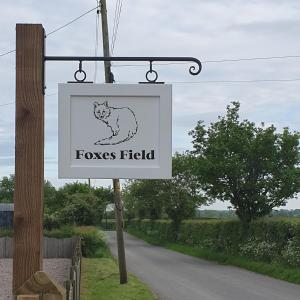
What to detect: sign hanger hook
<box><xmin>74</xmin><ymin>60</ymin><xmax>87</xmax><ymax>82</ymax></box>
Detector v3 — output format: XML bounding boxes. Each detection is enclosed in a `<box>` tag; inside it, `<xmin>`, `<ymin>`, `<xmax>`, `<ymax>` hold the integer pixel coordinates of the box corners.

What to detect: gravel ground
<box><xmin>0</xmin><ymin>259</ymin><xmax>71</xmax><ymax>300</ymax></box>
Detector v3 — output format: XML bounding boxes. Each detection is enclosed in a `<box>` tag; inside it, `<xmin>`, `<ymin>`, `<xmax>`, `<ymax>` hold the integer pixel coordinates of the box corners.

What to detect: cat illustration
<box><xmin>93</xmin><ymin>101</ymin><xmax>138</xmax><ymax>145</ymax></box>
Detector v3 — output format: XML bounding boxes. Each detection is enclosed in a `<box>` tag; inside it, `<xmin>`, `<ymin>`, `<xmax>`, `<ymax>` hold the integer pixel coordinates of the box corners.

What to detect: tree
<box><xmin>124</xmin><ymin>154</ymin><xmax>209</xmax><ymax>237</ymax></box>
<box><xmin>123</xmin><ymin>179</ymin><xmax>164</xmax><ymax>220</ymax></box>
<box><xmin>54</xmin><ymin>182</ymin><xmax>113</xmax><ymax>225</ymax></box>
<box><xmin>44</xmin><ymin>180</ymin><xmax>58</xmax><ymax>214</ymax></box>
<box><xmin>0</xmin><ymin>175</ymin><xmax>15</xmax><ymax>203</ymax></box>
<box><xmin>0</xmin><ymin>176</ymin><xmax>59</xmax><ymax>207</ymax></box>
<box><xmin>160</xmin><ymin>153</ymin><xmax>208</xmax><ymax>234</ymax></box>
<box><xmin>93</xmin><ymin>186</ymin><xmax>114</xmax><ymax>224</ymax></box>
<box><xmin>54</xmin><ymin>182</ymin><xmax>92</xmax><ymax>213</ymax></box>
<box><xmin>189</xmin><ymin>101</ymin><xmax>300</xmax><ymax>228</ymax></box>
<box><xmin>58</xmin><ymin>193</ymin><xmax>96</xmax><ymax>225</ymax></box>
<box><xmin>57</xmin><ymin>181</ymin><xmax>91</xmax><ymax>196</ymax></box>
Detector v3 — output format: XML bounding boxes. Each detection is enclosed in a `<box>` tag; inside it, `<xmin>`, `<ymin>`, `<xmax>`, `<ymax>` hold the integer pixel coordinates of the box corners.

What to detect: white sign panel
<box><xmin>58</xmin><ymin>83</ymin><xmax>172</xmax><ymax>179</ymax></box>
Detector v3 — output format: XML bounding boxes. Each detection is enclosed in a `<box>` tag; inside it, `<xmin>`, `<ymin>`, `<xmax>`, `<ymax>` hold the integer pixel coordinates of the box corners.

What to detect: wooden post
<box><xmin>113</xmin><ymin>179</ymin><xmax>127</xmax><ymax>284</ymax></box>
<box><xmin>15</xmin><ymin>271</ymin><xmax>66</xmax><ymax>300</ymax></box>
<box><xmin>100</xmin><ymin>0</ymin><xmax>128</xmax><ymax>284</ymax></box>
<box><xmin>13</xmin><ymin>24</ymin><xmax>45</xmax><ymax>293</ymax></box>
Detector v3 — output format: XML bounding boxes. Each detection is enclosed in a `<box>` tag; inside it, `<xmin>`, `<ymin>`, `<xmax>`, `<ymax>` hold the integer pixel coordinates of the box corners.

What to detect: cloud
<box><xmin>0</xmin><ymin>0</ymin><xmax>299</xmax><ymax>210</ymax></box>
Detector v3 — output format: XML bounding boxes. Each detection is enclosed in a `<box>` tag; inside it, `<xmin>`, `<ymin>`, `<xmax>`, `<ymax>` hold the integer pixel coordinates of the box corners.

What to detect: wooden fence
<box><xmin>0</xmin><ymin>236</ymin><xmax>11</xmax><ymax>258</ymax></box>
<box><xmin>1</xmin><ymin>236</ymin><xmax>82</xmax><ymax>299</ymax></box>
<box><xmin>65</xmin><ymin>237</ymin><xmax>82</xmax><ymax>300</ymax></box>
<box><xmin>0</xmin><ymin>237</ymin><xmax>79</xmax><ymax>258</ymax></box>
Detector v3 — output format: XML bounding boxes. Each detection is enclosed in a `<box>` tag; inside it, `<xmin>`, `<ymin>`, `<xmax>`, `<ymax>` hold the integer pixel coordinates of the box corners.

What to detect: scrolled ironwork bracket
<box><xmin>43</xmin><ymin>55</ymin><xmax>202</xmax><ymax>91</ymax></box>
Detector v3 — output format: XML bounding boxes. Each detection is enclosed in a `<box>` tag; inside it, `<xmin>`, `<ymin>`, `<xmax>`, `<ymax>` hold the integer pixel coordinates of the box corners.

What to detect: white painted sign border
<box><xmin>58</xmin><ymin>83</ymin><xmax>172</xmax><ymax>179</ymax></box>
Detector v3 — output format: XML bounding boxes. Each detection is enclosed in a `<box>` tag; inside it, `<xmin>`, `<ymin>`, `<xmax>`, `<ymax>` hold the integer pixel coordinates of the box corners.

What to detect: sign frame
<box><xmin>58</xmin><ymin>83</ymin><xmax>172</xmax><ymax>179</ymax></box>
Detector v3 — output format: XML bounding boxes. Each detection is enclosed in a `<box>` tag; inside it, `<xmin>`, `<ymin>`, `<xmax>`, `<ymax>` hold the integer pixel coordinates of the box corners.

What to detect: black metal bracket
<box><xmin>44</xmin><ymin>56</ymin><xmax>202</xmax><ymax>89</ymax></box>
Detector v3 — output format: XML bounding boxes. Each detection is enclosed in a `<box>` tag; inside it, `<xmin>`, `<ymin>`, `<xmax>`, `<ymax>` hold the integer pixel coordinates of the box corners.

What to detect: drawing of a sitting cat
<box><xmin>93</xmin><ymin>101</ymin><xmax>138</xmax><ymax>145</ymax></box>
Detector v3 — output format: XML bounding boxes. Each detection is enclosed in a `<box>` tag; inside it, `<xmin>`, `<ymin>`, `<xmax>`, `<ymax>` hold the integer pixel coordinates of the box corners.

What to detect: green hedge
<box><xmin>0</xmin><ymin>229</ymin><xmax>13</xmax><ymax>237</ymax></box>
<box><xmin>43</xmin><ymin>226</ymin><xmax>109</xmax><ymax>258</ymax></box>
<box><xmin>127</xmin><ymin>218</ymin><xmax>300</xmax><ymax>265</ymax></box>
<box><xmin>45</xmin><ymin>226</ymin><xmax>108</xmax><ymax>257</ymax></box>
<box><xmin>1</xmin><ymin>226</ymin><xmax>109</xmax><ymax>258</ymax></box>
<box><xmin>100</xmin><ymin>219</ymin><xmax>116</xmax><ymax>230</ymax></box>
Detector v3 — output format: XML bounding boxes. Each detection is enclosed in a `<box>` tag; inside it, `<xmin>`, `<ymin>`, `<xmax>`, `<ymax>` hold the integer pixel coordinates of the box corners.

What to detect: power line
<box><xmin>202</xmin><ymin>55</ymin><xmax>300</xmax><ymax>63</ymax></box>
<box><xmin>116</xmin><ymin>78</ymin><xmax>300</xmax><ymax>84</ymax></box>
<box><xmin>111</xmin><ymin>0</ymin><xmax>120</xmax><ymax>51</ymax></box>
<box><xmin>111</xmin><ymin>0</ymin><xmax>119</xmax><ymax>54</ymax></box>
<box><xmin>44</xmin><ymin>92</ymin><xmax>57</xmax><ymax>96</ymax></box>
<box><xmin>0</xmin><ymin>93</ymin><xmax>57</xmax><ymax>108</ymax></box>
<box><xmin>0</xmin><ymin>75</ymin><xmax>298</xmax><ymax>110</ymax></box>
<box><xmin>177</xmin><ymin>78</ymin><xmax>300</xmax><ymax>83</ymax></box>
<box><xmin>94</xmin><ymin>3</ymin><xmax>100</xmax><ymax>82</ymax></box>
<box><xmin>0</xmin><ymin>5</ymin><xmax>100</xmax><ymax>58</ymax></box>
<box><xmin>0</xmin><ymin>102</ymin><xmax>15</xmax><ymax>107</ymax></box>
<box><xmin>0</xmin><ymin>49</ymin><xmax>15</xmax><ymax>57</ymax></box>
<box><xmin>46</xmin><ymin>5</ymin><xmax>100</xmax><ymax>36</ymax></box>
<box><xmin>111</xmin><ymin>0</ymin><xmax>123</xmax><ymax>54</ymax></box>
<box><xmin>112</xmin><ymin>54</ymin><xmax>300</xmax><ymax>68</ymax></box>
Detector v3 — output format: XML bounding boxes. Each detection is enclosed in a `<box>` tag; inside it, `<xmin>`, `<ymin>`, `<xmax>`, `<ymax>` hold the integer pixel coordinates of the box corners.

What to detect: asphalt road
<box><xmin>106</xmin><ymin>231</ymin><xmax>300</xmax><ymax>300</ymax></box>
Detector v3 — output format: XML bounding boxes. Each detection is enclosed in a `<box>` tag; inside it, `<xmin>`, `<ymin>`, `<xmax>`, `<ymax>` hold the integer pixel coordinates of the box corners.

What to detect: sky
<box><xmin>0</xmin><ymin>0</ymin><xmax>300</xmax><ymax>209</ymax></box>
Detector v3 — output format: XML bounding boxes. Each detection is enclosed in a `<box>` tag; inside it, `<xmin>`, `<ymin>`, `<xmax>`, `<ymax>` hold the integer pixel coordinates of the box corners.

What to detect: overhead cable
<box><xmin>0</xmin><ymin>6</ymin><xmax>100</xmax><ymax>57</ymax></box>
<box><xmin>111</xmin><ymin>0</ymin><xmax>123</xmax><ymax>54</ymax></box>
<box><xmin>116</xmin><ymin>78</ymin><xmax>300</xmax><ymax>84</ymax></box>
<box><xmin>0</xmin><ymin>93</ymin><xmax>57</xmax><ymax>108</ymax></box>
<box><xmin>94</xmin><ymin>3</ymin><xmax>100</xmax><ymax>82</ymax></box>
<box><xmin>46</xmin><ymin>5</ymin><xmax>99</xmax><ymax>37</ymax></box>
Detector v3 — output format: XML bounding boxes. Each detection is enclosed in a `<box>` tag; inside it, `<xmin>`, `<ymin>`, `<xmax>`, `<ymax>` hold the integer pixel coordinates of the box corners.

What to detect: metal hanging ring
<box><xmin>146</xmin><ymin>69</ymin><xmax>158</xmax><ymax>83</ymax></box>
<box><xmin>74</xmin><ymin>69</ymin><xmax>87</xmax><ymax>82</ymax></box>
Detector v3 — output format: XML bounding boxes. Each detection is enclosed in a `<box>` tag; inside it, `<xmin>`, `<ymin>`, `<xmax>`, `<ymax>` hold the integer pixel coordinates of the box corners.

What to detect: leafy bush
<box><xmin>282</xmin><ymin>238</ymin><xmax>300</xmax><ymax>266</ymax></box>
<box><xmin>45</xmin><ymin>182</ymin><xmax>113</xmax><ymax>226</ymax></box>
<box><xmin>74</xmin><ymin>226</ymin><xmax>107</xmax><ymax>257</ymax></box>
<box><xmin>44</xmin><ymin>226</ymin><xmax>108</xmax><ymax>257</ymax></box>
<box><xmin>1</xmin><ymin>225</ymin><xmax>109</xmax><ymax>258</ymax></box>
<box><xmin>127</xmin><ymin>218</ymin><xmax>300</xmax><ymax>264</ymax></box>
<box><xmin>43</xmin><ymin>213</ymin><xmax>60</xmax><ymax>230</ymax></box>
<box><xmin>0</xmin><ymin>229</ymin><xmax>13</xmax><ymax>237</ymax></box>
<box><xmin>100</xmin><ymin>219</ymin><xmax>116</xmax><ymax>230</ymax></box>
<box><xmin>239</xmin><ymin>239</ymin><xmax>278</xmax><ymax>262</ymax></box>
<box><xmin>58</xmin><ymin>196</ymin><xmax>96</xmax><ymax>226</ymax></box>
<box><xmin>44</xmin><ymin>225</ymin><xmax>75</xmax><ymax>238</ymax></box>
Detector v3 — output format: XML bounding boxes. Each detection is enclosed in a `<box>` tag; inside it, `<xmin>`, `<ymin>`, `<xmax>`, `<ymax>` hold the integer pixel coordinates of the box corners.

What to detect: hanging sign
<box><xmin>58</xmin><ymin>83</ymin><xmax>172</xmax><ymax>179</ymax></box>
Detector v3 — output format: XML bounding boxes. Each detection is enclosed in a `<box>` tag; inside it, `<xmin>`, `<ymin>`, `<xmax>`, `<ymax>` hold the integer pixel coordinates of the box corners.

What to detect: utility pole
<box><xmin>99</xmin><ymin>0</ymin><xmax>128</xmax><ymax>284</ymax></box>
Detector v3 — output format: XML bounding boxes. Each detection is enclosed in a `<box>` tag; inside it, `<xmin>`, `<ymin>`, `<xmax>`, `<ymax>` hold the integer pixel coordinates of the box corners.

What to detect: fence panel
<box><xmin>0</xmin><ymin>237</ymin><xmax>78</xmax><ymax>258</ymax></box>
<box><xmin>0</xmin><ymin>237</ymin><xmax>12</xmax><ymax>258</ymax></box>
<box><xmin>0</xmin><ymin>236</ymin><xmax>82</xmax><ymax>299</ymax></box>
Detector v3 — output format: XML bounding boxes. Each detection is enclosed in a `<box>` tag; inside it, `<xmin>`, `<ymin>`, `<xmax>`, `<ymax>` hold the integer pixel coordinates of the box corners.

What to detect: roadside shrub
<box><xmin>100</xmin><ymin>219</ymin><xmax>116</xmax><ymax>230</ymax></box>
<box><xmin>239</xmin><ymin>239</ymin><xmax>278</xmax><ymax>262</ymax></box>
<box><xmin>0</xmin><ymin>229</ymin><xmax>13</xmax><ymax>237</ymax></box>
<box><xmin>128</xmin><ymin>218</ymin><xmax>300</xmax><ymax>263</ymax></box>
<box><xmin>58</xmin><ymin>198</ymin><xmax>95</xmax><ymax>226</ymax></box>
<box><xmin>199</xmin><ymin>239</ymin><xmax>220</xmax><ymax>251</ymax></box>
<box><xmin>282</xmin><ymin>238</ymin><xmax>300</xmax><ymax>267</ymax></box>
<box><xmin>44</xmin><ymin>225</ymin><xmax>75</xmax><ymax>238</ymax></box>
<box><xmin>75</xmin><ymin>226</ymin><xmax>107</xmax><ymax>257</ymax></box>
<box><xmin>44</xmin><ymin>226</ymin><xmax>108</xmax><ymax>257</ymax></box>
<box><xmin>43</xmin><ymin>213</ymin><xmax>60</xmax><ymax>230</ymax></box>
<box><xmin>248</xmin><ymin>219</ymin><xmax>295</xmax><ymax>250</ymax></box>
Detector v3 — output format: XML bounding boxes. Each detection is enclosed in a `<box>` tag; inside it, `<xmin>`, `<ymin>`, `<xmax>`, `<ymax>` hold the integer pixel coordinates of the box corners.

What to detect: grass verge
<box><xmin>81</xmin><ymin>258</ymin><xmax>157</xmax><ymax>300</ymax></box>
<box><xmin>126</xmin><ymin>227</ymin><xmax>300</xmax><ymax>285</ymax></box>
<box><xmin>80</xmin><ymin>228</ymin><xmax>157</xmax><ymax>300</ymax></box>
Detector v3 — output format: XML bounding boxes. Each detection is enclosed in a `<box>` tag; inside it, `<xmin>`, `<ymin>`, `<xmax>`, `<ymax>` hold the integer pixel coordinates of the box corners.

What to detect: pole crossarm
<box><xmin>44</xmin><ymin>56</ymin><xmax>202</xmax><ymax>83</ymax></box>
